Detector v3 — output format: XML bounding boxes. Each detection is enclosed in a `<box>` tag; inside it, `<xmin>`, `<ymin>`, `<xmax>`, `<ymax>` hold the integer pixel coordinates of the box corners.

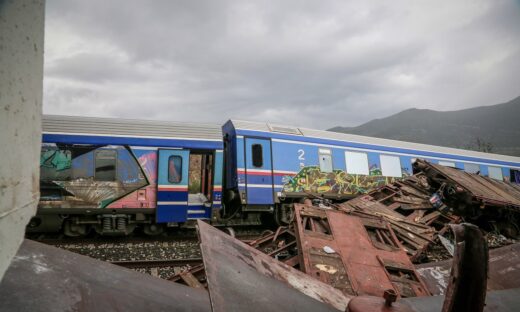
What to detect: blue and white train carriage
<box><xmin>34</xmin><ymin>115</ymin><xmax>225</xmax><ymax>236</ymax></box>
<box><xmin>32</xmin><ymin>115</ymin><xmax>520</xmax><ymax>235</ymax></box>
<box><xmin>222</xmin><ymin>120</ymin><xmax>520</xmax><ymax>223</ymax></box>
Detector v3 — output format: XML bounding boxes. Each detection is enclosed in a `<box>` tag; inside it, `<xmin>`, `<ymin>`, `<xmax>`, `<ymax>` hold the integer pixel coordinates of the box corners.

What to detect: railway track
<box><xmin>111</xmin><ymin>258</ymin><xmax>203</xmax><ymax>269</ymax></box>
<box><xmin>28</xmin><ymin>226</ymin><xmax>267</xmax><ymax>246</ymax></box>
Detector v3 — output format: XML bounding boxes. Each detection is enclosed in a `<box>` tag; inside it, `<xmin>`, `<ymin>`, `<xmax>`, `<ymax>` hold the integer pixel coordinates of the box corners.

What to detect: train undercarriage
<box><xmin>26</xmin><ymin>207</ymin><xmax>266</xmax><ymax>237</ymax></box>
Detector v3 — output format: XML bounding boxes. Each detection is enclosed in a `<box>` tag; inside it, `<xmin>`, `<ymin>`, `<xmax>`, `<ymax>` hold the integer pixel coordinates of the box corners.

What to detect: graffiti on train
<box><xmin>282</xmin><ymin>165</ymin><xmax>409</xmax><ymax>195</ymax></box>
<box><xmin>39</xmin><ymin>144</ymin><xmax>153</xmax><ymax>208</ymax></box>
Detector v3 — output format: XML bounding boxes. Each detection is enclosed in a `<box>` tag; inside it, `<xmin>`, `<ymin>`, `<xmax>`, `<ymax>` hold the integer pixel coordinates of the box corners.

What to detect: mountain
<box><xmin>329</xmin><ymin>96</ymin><xmax>520</xmax><ymax>157</ymax></box>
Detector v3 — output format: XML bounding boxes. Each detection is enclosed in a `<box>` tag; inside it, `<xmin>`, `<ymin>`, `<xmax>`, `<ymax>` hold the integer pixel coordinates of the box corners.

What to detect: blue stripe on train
<box><xmin>156</xmin><ymin>205</ymin><xmax>187</xmax><ymax>223</ymax></box>
<box><xmin>213</xmin><ymin>191</ymin><xmax>222</xmax><ymax>201</ymax></box>
<box><xmin>43</xmin><ymin>133</ymin><xmax>223</xmax><ymax>149</ymax></box>
<box><xmin>235</xmin><ymin>129</ymin><xmax>520</xmax><ymax>168</ymax></box>
<box><xmin>187</xmin><ymin>205</ymin><xmax>211</xmax><ymax>219</ymax></box>
<box><xmin>187</xmin><ymin>214</ymin><xmax>211</xmax><ymax>219</ymax></box>
<box><xmin>247</xmin><ymin>187</ymin><xmax>274</xmax><ymax>204</ymax></box>
<box><xmin>157</xmin><ymin>192</ymin><xmax>188</xmax><ymax>201</ymax></box>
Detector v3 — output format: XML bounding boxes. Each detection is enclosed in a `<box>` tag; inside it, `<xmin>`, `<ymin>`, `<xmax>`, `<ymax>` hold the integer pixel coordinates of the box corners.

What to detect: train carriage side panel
<box><xmin>228</xmin><ymin>120</ymin><xmax>520</xmax><ymax>205</ymax></box>
<box><xmin>243</xmin><ymin>137</ymin><xmax>274</xmax><ymax>205</ymax></box>
<box><xmin>107</xmin><ymin>147</ymin><xmax>158</xmax><ymax>209</ymax></box>
<box><xmin>271</xmin><ymin>140</ymin><xmax>311</xmax><ymax>196</ymax></box>
<box><xmin>212</xmin><ymin>150</ymin><xmax>224</xmax><ymax>210</ymax></box>
<box><xmin>34</xmin><ymin>115</ymin><xmax>224</xmax><ymax>235</ymax></box>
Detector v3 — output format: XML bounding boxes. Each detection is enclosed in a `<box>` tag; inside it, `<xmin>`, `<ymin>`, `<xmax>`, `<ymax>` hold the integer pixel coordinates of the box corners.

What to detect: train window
<box><xmin>511</xmin><ymin>169</ymin><xmax>520</xmax><ymax>184</ymax></box>
<box><xmin>438</xmin><ymin>161</ymin><xmax>456</xmax><ymax>168</ymax></box>
<box><xmin>319</xmin><ymin>148</ymin><xmax>333</xmax><ymax>173</ymax></box>
<box><xmin>464</xmin><ymin>163</ymin><xmax>480</xmax><ymax>174</ymax></box>
<box><xmin>168</xmin><ymin>156</ymin><xmax>182</xmax><ymax>183</ymax></box>
<box><xmin>345</xmin><ymin>151</ymin><xmax>369</xmax><ymax>175</ymax></box>
<box><xmin>380</xmin><ymin>155</ymin><xmax>402</xmax><ymax>177</ymax></box>
<box><xmin>488</xmin><ymin>166</ymin><xmax>503</xmax><ymax>181</ymax></box>
<box><xmin>95</xmin><ymin>150</ymin><xmax>117</xmax><ymax>181</ymax></box>
<box><xmin>252</xmin><ymin>144</ymin><xmax>263</xmax><ymax>168</ymax></box>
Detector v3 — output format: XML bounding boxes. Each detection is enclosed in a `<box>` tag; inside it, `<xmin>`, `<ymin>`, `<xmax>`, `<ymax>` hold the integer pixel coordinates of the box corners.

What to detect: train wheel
<box><xmin>143</xmin><ymin>224</ymin><xmax>164</xmax><ymax>236</ymax></box>
<box><xmin>275</xmin><ymin>203</ymin><xmax>294</xmax><ymax>226</ymax></box>
<box><xmin>63</xmin><ymin>220</ymin><xmax>88</xmax><ymax>237</ymax></box>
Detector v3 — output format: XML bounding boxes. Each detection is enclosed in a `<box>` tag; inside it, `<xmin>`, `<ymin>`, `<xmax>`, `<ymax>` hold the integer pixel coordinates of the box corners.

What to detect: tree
<box><xmin>465</xmin><ymin>137</ymin><xmax>494</xmax><ymax>153</ymax></box>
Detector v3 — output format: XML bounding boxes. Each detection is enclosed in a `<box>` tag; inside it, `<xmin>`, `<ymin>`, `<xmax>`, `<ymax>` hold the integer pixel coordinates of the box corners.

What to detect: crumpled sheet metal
<box><xmin>416</xmin><ymin>242</ymin><xmax>520</xmax><ymax>295</ymax></box>
<box><xmin>337</xmin><ymin>175</ymin><xmax>451</xmax><ymax>261</ymax></box>
<box><xmin>196</xmin><ymin>220</ymin><xmax>350</xmax><ymax>312</ymax></box>
<box><xmin>440</xmin><ymin>224</ymin><xmax>487</xmax><ymax>312</ymax></box>
<box><xmin>0</xmin><ymin>240</ymin><xmax>211</xmax><ymax>312</ymax></box>
<box><xmin>415</xmin><ymin>159</ymin><xmax>520</xmax><ymax>209</ymax></box>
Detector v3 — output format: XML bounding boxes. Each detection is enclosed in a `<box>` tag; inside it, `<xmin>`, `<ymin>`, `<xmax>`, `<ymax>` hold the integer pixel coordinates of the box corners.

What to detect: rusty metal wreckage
<box><xmin>3</xmin><ymin>159</ymin><xmax>520</xmax><ymax>311</ymax></box>
<box><xmin>171</xmin><ymin>159</ymin><xmax>520</xmax><ymax>311</ymax></box>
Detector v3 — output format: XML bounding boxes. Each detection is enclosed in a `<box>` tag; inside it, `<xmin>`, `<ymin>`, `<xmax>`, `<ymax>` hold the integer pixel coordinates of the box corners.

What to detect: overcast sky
<box><xmin>43</xmin><ymin>0</ymin><xmax>520</xmax><ymax>129</ymax></box>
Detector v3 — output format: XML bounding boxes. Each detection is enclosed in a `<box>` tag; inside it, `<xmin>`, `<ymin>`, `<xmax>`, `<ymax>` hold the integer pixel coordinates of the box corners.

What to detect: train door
<box><xmin>156</xmin><ymin>149</ymin><xmax>190</xmax><ymax>223</ymax></box>
<box><xmin>244</xmin><ymin>138</ymin><xmax>274</xmax><ymax>204</ymax></box>
<box><xmin>186</xmin><ymin>152</ymin><xmax>214</xmax><ymax>219</ymax></box>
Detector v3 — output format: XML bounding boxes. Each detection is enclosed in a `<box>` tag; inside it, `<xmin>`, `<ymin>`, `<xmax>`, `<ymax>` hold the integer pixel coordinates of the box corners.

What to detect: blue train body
<box><xmin>32</xmin><ymin>115</ymin><xmax>520</xmax><ymax>235</ymax></box>
<box><xmin>223</xmin><ymin>120</ymin><xmax>520</xmax><ymax>220</ymax></box>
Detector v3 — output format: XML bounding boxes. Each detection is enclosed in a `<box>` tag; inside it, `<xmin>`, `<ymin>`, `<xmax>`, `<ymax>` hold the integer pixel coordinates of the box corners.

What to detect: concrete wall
<box><xmin>0</xmin><ymin>0</ymin><xmax>45</xmax><ymax>281</ymax></box>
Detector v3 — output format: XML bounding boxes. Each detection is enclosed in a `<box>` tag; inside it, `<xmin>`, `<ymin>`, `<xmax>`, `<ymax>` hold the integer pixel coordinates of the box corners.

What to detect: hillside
<box><xmin>329</xmin><ymin>96</ymin><xmax>520</xmax><ymax>157</ymax></box>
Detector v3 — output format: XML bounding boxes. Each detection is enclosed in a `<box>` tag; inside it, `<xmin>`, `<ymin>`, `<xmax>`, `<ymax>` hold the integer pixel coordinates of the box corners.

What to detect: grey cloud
<box><xmin>44</xmin><ymin>0</ymin><xmax>520</xmax><ymax>129</ymax></box>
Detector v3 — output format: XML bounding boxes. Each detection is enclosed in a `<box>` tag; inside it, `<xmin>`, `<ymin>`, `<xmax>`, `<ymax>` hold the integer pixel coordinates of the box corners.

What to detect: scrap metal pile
<box><xmin>172</xmin><ymin>159</ymin><xmax>520</xmax><ymax>311</ymax></box>
<box><xmin>7</xmin><ymin>159</ymin><xmax>520</xmax><ymax>311</ymax></box>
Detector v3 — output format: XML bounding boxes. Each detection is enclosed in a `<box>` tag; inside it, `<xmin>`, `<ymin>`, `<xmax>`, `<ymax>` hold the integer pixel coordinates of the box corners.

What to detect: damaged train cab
<box><xmin>30</xmin><ymin>115</ymin><xmax>224</xmax><ymax>236</ymax></box>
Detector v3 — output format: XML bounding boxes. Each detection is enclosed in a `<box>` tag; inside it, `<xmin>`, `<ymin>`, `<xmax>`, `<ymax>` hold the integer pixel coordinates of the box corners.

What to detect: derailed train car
<box><xmin>28</xmin><ymin>115</ymin><xmax>520</xmax><ymax>235</ymax></box>
<box><xmin>222</xmin><ymin>120</ymin><xmax>520</xmax><ymax>224</ymax></box>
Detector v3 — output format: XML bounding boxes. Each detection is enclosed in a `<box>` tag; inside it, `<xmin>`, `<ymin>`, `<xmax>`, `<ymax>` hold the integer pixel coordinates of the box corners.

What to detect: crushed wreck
<box><xmin>173</xmin><ymin>160</ymin><xmax>520</xmax><ymax>311</ymax></box>
<box><xmin>4</xmin><ymin>160</ymin><xmax>520</xmax><ymax>311</ymax></box>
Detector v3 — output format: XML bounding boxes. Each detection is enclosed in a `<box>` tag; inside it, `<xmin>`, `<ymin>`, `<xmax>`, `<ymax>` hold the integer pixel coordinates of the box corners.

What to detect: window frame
<box><xmin>345</xmin><ymin>150</ymin><xmax>369</xmax><ymax>175</ymax></box>
<box><xmin>168</xmin><ymin>155</ymin><xmax>183</xmax><ymax>184</ymax></box>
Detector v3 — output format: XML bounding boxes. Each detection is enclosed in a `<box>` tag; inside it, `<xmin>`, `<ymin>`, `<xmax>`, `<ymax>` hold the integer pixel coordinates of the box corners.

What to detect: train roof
<box><xmin>228</xmin><ymin>119</ymin><xmax>520</xmax><ymax>164</ymax></box>
<box><xmin>43</xmin><ymin>114</ymin><xmax>223</xmax><ymax>141</ymax></box>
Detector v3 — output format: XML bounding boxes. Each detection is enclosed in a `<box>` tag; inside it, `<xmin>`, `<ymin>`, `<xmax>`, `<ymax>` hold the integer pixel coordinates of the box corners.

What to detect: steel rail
<box><xmin>111</xmin><ymin>258</ymin><xmax>203</xmax><ymax>269</ymax></box>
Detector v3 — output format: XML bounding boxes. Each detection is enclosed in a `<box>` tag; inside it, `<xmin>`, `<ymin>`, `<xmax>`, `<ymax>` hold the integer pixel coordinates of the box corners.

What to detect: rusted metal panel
<box><xmin>441</xmin><ymin>224</ymin><xmax>487</xmax><ymax>312</ymax></box>
<box><xmin>347</xmin><ymin>223</ymin><xmax>508</xmax><ymax>312</ymax></box>
<box><xmin>417</xmin><ymin>242</ymin><xmax>520</xmax><ymax>295</ymax></box>
<box><xmin>169</xmin><ymin>226</ymin><xmax>299</xmax><ymax>288</ymax></box>
<box><xmin>0</xmin><ymin>240</ymin><xmax>211</xmax><ymax>312</ymax></box>
<box><xmin>196</xmin><ymin>220</ymin><xmax>350</xmax><ymax>312</ymax></box>
<box><xmin>293</xmin><ymin>204</ymin><xmax>430</xmax><ymax>298</ymax></box>
<box><xmin>338</xmin><ymin>173</ymin><xmax>460</xmax><ymax>261</ymax></box>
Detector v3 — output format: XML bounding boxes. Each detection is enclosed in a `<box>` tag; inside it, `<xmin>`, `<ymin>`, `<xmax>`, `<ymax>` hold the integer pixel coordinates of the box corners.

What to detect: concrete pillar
<box><xmin>0</xmin><ymin>0</ymin><xmax>45</xmax><ymax>281</ymax></box>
